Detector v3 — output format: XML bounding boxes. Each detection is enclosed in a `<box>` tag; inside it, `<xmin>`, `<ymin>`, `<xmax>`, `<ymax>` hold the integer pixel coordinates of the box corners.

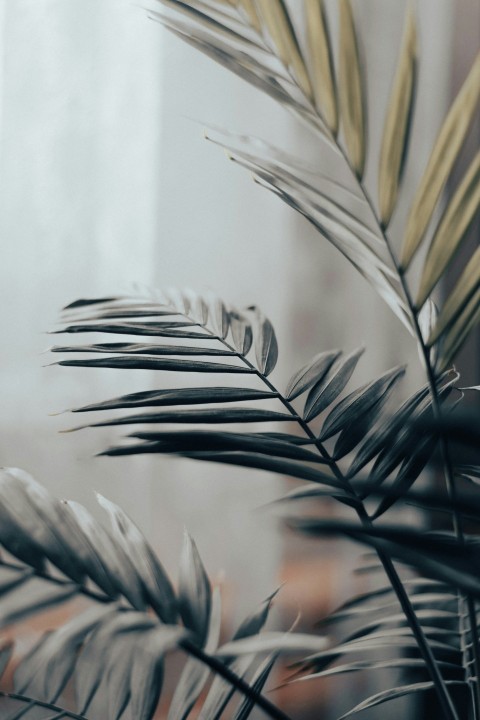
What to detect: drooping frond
<box><xmin>149</xmin><ymin>0</ymin><xmax>480</xmax><ymax>368</ymax></box>
<box><xmin>0</xmin><ymin>468</ymin><xmax>290</xmax><ymax>720</ymax></box>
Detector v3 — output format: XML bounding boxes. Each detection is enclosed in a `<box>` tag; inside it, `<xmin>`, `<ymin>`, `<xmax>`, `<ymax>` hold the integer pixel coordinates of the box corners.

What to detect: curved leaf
<box><xmin>251</xmin><ymin>309</ymin><xmax>279</xmax><ymax>376</ymax></box>
<box><xmin>178</xmin><ymin>531</ymin><xmax>212</xmax><ymax>644</ymax></box>
<box><xmin>96</xmin><ymin>495</ymin><xmax>177</xmax><ymax>623</ymax></box>
<box><xmin>230</xmin><ymin>310</ymin><xmax>253</xmax><ymax>355</ymax></box>
<box><xmin>339</xmin><ymin>681</ymin><xmax>464</xmax><ymax>719</ymax></box>
<box><xmin>168</xmin><ymin>586</ymin><xmax>222</xmax><ymax>720</ymax></box>
<box><xmin>378</xmin><ymin>6</ymin><xmax>417</xmax><ymax>225</ymax></box>
<box><xmin>286</xmin><ymin>349</ymin><xmax>341</xmax><ymax>400</ymax></box>
<box><xmin>416</xmin><ymin>150</ymin><xmax>480</xmax><ymax>307</ymax></box>
<box><xmin>347</xmin><ymin>382</ymin><xmax>431</xmax><ymax>477</ymax></box>
<box><xmin>305</xmin><ymin>0</ymin><xmax>337</xmax><ymax>133</ymax></box>
<box><xmin>304</xmin><ymin>348</ymin><xmax>364</xmax><ymax>421</ymax></box>
<box><xmin>400</xmin><ymin>51</ymin><xmax>480</xmax><ymax>268</ymax></box>
<box><xmin>256</xmin><ymin>0</ymin><xmax>312</xmax><ymax>98</ymax></box>
<box><xmin>428</xmin><ymin>246</ymin><xmax>480</xmax><ymax>346</ymax></box>
<box><xmin>338</xmin><ymin>0</ymin><xmax>366</xmax><ymax>177</ymax></box>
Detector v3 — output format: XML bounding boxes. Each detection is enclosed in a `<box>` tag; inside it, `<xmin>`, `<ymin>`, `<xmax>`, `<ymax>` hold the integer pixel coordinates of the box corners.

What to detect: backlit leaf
<box><xmin>416</xmin><ymin>150</ymin><xmax>480</xmax><ymax>306</ymax></box>
<box><xmin>256</xmin><ymin>0</ymin><xmax>312</xmax><ymax>99</ymax></box>
<box><xmin>338</xmin><ymin>0</ymin><xmax>366</xmax><ymax>177</ymax></box>
<box><xmin>305</xmin><ymin>0</ymin><xmax>337</xmax><ymax>133</ymax></box>
<box><xmin>400</xmin><ymin>52</ymin><xmax>480</xmax><ymax>268</ymax></box>
<box><xmin>428</xmin><ymin>246</ymin><xmax>480</xmax><ymax>345</ymax></box>
<box><xmin>378</xmin><ymin>6</ymin><xmax>417</xmax><ymax>225</ymax></box>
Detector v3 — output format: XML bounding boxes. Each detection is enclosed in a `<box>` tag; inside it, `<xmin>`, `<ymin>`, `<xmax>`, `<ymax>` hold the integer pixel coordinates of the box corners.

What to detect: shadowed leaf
<box><xmin>304</xmin><ymin>348</ymin><xmax>364</xmax><ymax>421</ymax></box>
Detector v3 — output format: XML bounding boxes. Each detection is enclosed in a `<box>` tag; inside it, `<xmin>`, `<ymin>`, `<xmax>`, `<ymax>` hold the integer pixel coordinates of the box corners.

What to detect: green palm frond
<box><xmin>0</xmin><ymin>468</ymin><xmax>290</xmax><ymax>720</ymax></box>
<box><xmin>149</xmin><ymin>0</ymin><xmax>480</xmax><ymax>369</ymax></box>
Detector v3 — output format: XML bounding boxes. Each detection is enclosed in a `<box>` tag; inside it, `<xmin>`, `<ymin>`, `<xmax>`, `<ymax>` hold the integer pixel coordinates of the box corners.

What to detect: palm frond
<box><xmin>150</xmin><ymin>0</ymin><xmax>480</xmax><ymax>368</ymax></box>
<box><xmin>0</xmin><ymin>468</ymin><xmax>288</xmax><ymax>720</ymax></box>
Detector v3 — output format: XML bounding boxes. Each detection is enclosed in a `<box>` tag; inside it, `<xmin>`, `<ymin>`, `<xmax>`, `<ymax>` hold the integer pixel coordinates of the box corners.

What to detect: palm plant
<box><xmin>1</xmin><ymin>1</ymin><xmax>479</xmax><ymax>719</ymax></box>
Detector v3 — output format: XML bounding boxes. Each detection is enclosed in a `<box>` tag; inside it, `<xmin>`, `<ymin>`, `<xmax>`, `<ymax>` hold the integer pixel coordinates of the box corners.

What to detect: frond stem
<box><xmin>195</xmin><ymin>320</ymin><xmax>459</xmax><ymax>720</ymax></box>
<box><xmin>180</xmin><ymin>639</ymin><xmax>291</xmax><ymax>720</ymax></box>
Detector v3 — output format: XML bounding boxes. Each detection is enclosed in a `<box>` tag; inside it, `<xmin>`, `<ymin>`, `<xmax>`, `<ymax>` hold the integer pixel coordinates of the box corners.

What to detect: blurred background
<box><xmin>0</xmin><ymin>0</ymin><xmax>478</xmax><ymax>717</ymax></box>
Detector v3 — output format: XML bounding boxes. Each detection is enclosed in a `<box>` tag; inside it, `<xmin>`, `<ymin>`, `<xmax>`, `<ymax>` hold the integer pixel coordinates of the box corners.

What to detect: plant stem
<box><xmin>196</xmin><ymin>319</ymin><xmax>459</xmax><ymax>720</ymax></box>
<box><xmin>180</xmin><ymin>639</ymin><xmax>292</xmax><ymax>720</ymax></box>
<box><xmin>0</xmin><ymin>695</ymin><xmax>83</xmax><ymax>720</ymax></box>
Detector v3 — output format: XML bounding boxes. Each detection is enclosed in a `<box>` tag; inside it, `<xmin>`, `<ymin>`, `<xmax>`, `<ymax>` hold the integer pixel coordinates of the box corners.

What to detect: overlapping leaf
<box><xmin>0</xmin><ymin>468</ymin><xmax>287</xmax><ymax>720</ymax></box>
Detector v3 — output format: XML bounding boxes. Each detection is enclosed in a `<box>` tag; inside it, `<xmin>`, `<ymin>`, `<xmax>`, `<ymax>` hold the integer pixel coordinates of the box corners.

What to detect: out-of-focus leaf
<box><xmin>320</xmin><ymin>366</ymin><xmax>405</xmax><ymax>440</ymax></box>
<box><xmin>272</xmin><ymin>483</ymin><xmax>363</xmax><ymax>511</ymax></box>
<box><xmin>178</xmin><ymin>531</ymin><xmax>211</xmax><ymax>645</ymax></box>
<box><xmin>15</xmin><ymin>605</ymin><xmax>115</xmax><ymax>703</ymax></box>
<box><xmin>209</xmin><ymin>295</ymin><xmax>230</xmax><ymax>338</ymax></box>
<box><xmin>75</xmin><ymin>612</ymin><xmax>157</xmax><ymax>714</ymax></box>
<box><xmin>130</xmin><ymin>626</ymin><xmax>188</xmax><ymax>720</ymax></box>
<box><xmin>285</xmin><ymin>349</ymin><xmax>341</xmax><ymax>400</ymax></box>
<box><xmin>338</xmin><ymin>681</ymin><xmax>464</xmax><ymax>719</ymax></box>
<box><xmin>304</xmin><ymin>348</ymin><xmax>364</xmax><ymax>421</ymax></box>
<box><xmin>428</xmin><ymin>246</ymin><xmax>480</xmax><ymax>345</ymax></box>
<box><xmin>168</xmin><ymin>586</ymin><xmax>222</xmax><ymax>720</ymax></box>
<box><xmin>291</xmin><ymin>657</ymin><xmax>458</xmax><ymax>684</ymax></box>
<box><xmin>217</xmin><ymin>632</ymin><xmax>327</xmax><ymax>656</ymax></box>
<box><xmin>338</xmin><ymin>0</ymin><xmax>365</xmax><ymax>177</ymax></box>
<box><xmin>438</xmin><ymin>289</ymin><xmax>480</xmax><ymax>371</ymax></box>
<box><xmin>289</xmin><ymin>518</ymin><xmax>480</xmax><ymax>597</ymax></box>
<box><xmin>229</xmin><ymin>310</ymin><xmax>253</xmax><ymax>355</ymax></box>
<box><xmin>457</xmin><ymin>464</ymin><xmax>480</xmax><ymax>484</ymax></box>
<box><xmin>232</xmin><ymin>653</ymin><xmax>277</xmax><ymax>720</ymax></box>
<box><xmin>56</xmin><ymin>355</ymin><xmax>254</xmax><ymax>374</ymax></box>
<box><xmin>0</xmin><ymin>578</ymin><xmax>77</xmax><ymax>629</ymax></box>
<box><xmin>400</xmin><ymin>52</ymin><xmax>480</xmax><ymax>268</ymax></box>
<box><xmin>128</xmin><ymin>430</ymin><xmax>324</xmax><ymax>464</ymax></box>
<box><xmin>156</xmin><ymin>17</ymin><xmax>304</xmax><ymax>112</ymax></box>
<box><xmin>250</xmin><ymin>309</ymin><xmax>278</xmax><ymax>376</ymax></box>
<box><xmin>305</xmin><ymin>0</ymin><xmax>337</xmax><ymax>133</ymax></box>
<box><xmin>417</xmin><ymin>150</ymin><xmax>480</xmax><ymax>306</ymax></box>
<box><xmin>165</xmin><ymin>451</ymin><xmax>342</xmax><ymax>488</ymax></box>
<box><xmin>64</xmin><ymin>296</ymin><xmax>121</xmax><ymax>310</ymax></box>
<box><xmin>199</xmin><ymin>591</ymin><xmax>277</xmax><ymax>720</ymax></box>
<box><xmin>198</xmin><ymin>655</ymin><xmax>257</xmax><ymax>720</ymax></box>
<box><xmin>157</xmin><ymin>0</ymin><xmax>266</xmax><ymax>51</ymax></box>
<box><xmin>0</xmin><ymin>641</ymin><xmax>12</xmax><ymax>681</ymax></box>
<box><xmin>65</xmin><ymin>501</ymin><xmax>145</xmax><ymax>610</ymax></box>
<box><xmin>70</xmin><ymin>386</ymin><xmax>277</xmax><ymax>413</ymax></box>
<box><xmin>0</xmin><ymin>468</ymin><xmax>84</xmax><ymax>581</ymax></box>
<box><xmin>96</xmin><ymin>495</ymin><xmax>178</xmax><ymax>623</ymax></box>
<box><xmin>256</xmin><ymin>0</ymin><xmax>312</xmax><ymax>98</ymax></box>
<box><xmin>215</xmin><ymin>136</ymin><xmax>380</xmax><ymax>244</ymax></box>
<box><xmin>378</xmin><ymin>6</ymin><xmax>416</xmax><ymax>225</ymax></box>
<box><xmin>72</xmin><ymin>407</ymin><xmax>291</xmax><ymax>431</ymax></box>
<box><xmin>238</xmin><ymin>0</ymin><xmax>261</xmax><ymax>33</ymax></box>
